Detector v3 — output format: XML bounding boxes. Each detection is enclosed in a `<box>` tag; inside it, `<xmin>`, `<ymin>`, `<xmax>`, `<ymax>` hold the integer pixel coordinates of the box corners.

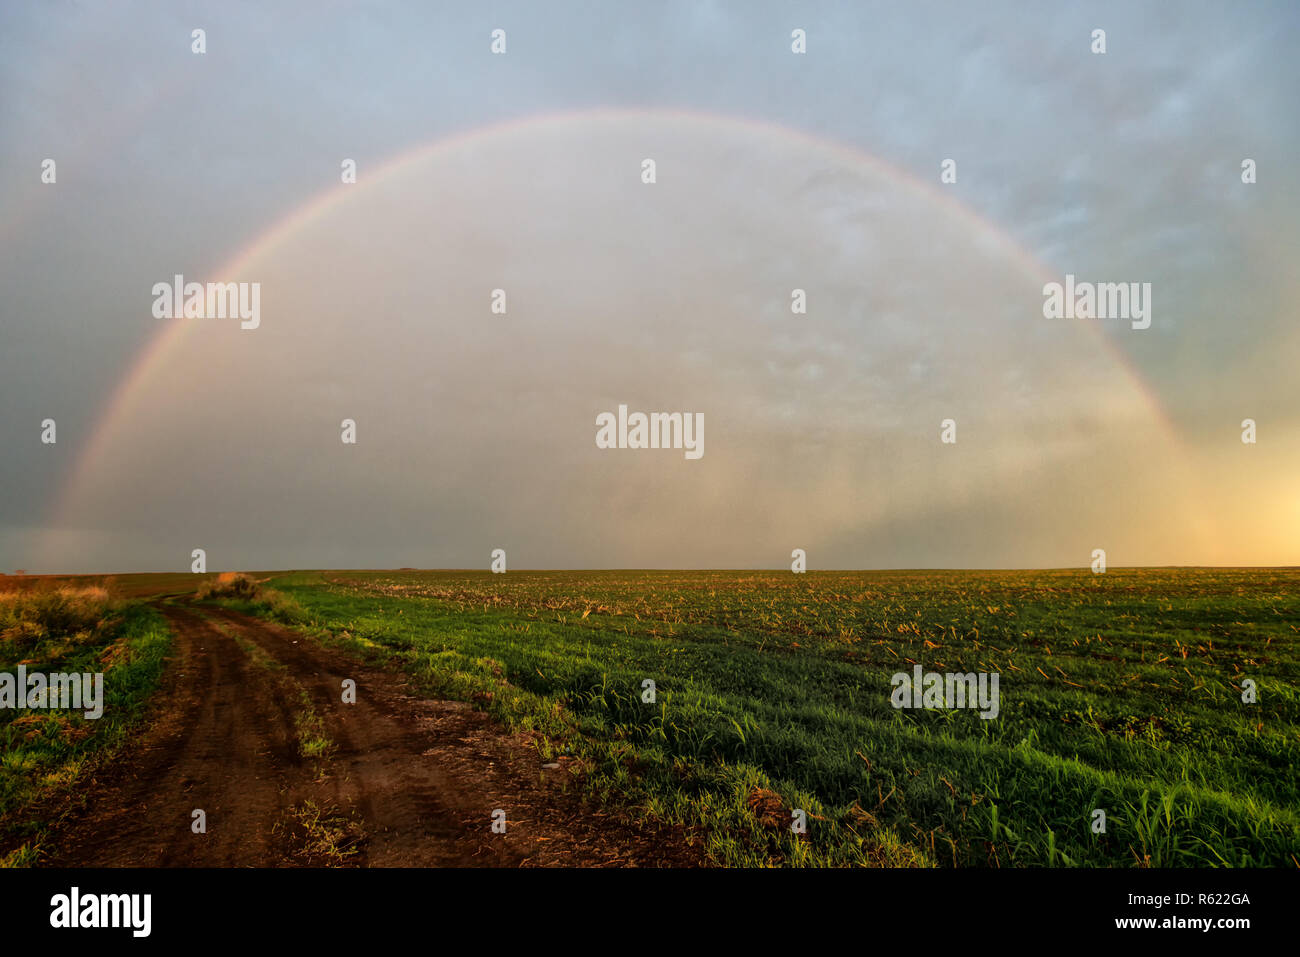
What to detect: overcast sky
<box><xmin>2</xmin><ymin>1</ymin><xmax>1297</xmax><ymax>573</ymax></box>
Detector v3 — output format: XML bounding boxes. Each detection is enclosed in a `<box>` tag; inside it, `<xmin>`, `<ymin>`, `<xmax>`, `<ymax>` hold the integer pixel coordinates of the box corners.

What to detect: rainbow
<box><xmin>47</xmin><ymin>107</ymin><xmax>1191</xmax><ymax>560</ymax></box>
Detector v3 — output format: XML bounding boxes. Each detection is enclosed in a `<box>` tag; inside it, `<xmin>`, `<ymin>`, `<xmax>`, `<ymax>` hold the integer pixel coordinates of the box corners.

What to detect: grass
<box><xmin>278</xmin><ymin>799</ymin><xmax>364</xmax><ymax>864</ymax></box>
<box><xmin>0</xmin><ymin>583</ymin><xmax>172</xmax><ymax>865</ymax></box>
<box><xmin>231</xmin><ymin>568</ymin><xmax>1299</xmax><ymax>868</ymax></box>
<box><xmin>195</xmin><ymin>572</ymin><xmax>262</xmax><ymax>602</ymax></box>
<box><xmin>293</xmin><ymin>696</ymin><xmax>333</xmax><ymax>762</ymax></box>
<box><xmin>201</xmin><ymin>573</ymin><xmax>308</xmax><ymax>625</ymax></box>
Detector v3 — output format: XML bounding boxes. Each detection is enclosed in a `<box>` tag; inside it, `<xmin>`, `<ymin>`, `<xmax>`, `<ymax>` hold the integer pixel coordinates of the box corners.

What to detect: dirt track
<box><xmin>43</xmin><ymin>602</ymin><xmax>700</xmax><ymax>867</ymax></box>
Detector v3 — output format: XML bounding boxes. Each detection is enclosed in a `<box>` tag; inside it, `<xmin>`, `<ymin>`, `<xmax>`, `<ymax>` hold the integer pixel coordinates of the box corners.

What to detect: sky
<box><xmin>1</xmin><ymin>1</ymin><xmax>1297</xmax><ymax>573</ymax></box>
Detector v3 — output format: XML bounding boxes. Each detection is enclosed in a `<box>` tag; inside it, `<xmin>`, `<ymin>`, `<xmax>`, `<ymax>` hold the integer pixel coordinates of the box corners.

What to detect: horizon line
<box><xmin>9</xmin><ymin>564</ymin><xmax>1299</xmax><ymax>578</ymax></box>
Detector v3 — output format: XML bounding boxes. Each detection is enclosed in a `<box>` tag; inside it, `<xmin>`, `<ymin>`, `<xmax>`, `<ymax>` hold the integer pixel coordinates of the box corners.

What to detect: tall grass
<box><xmin>0</xmin><ymin>583</ymin><xmax>121</xmax><ymax>657</ymax></box>
<box><xmin>195</xmin><ymin>572</ymin><xmax>261</xmax><ymax>601</ymax></box>
<box><xmin>195</xmin><ymin>572</ymin><xmax>306</xmax><ymax>623</ymax></box>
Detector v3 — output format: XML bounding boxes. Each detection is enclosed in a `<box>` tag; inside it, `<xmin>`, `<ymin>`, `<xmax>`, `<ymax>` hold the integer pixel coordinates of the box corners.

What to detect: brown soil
<box><xmin>40</xmin><ymin>601</ymin><xmax>703</xmax><ymax>867</ymax></box>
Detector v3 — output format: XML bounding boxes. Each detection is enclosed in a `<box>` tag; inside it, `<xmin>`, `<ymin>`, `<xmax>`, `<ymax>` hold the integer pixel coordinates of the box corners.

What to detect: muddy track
<box><xmin>44</xmin><ymin>601</ymin><xmax>701</xmax><ymax>867</ymax></box>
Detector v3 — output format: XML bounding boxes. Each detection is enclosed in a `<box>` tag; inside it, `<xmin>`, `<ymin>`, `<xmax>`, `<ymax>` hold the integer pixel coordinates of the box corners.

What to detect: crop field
<box><xmin>226</xmin><ymin>568</ymin><xmax>1300</xmax><ymax>867</ymax></box>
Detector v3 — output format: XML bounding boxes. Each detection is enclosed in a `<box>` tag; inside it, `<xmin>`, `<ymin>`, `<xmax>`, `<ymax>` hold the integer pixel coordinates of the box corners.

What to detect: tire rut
<box><xmin>48</xmin><ymin>603</ymin><xmax>306</xmax><ymax>866</ymax></box>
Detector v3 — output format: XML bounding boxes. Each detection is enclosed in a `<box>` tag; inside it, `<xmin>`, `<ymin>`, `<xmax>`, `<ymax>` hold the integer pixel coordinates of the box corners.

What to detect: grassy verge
<box><xmin>0</xmin><ymin>586</ymin><xmax>172</xmax><ymax>865</ymax></box>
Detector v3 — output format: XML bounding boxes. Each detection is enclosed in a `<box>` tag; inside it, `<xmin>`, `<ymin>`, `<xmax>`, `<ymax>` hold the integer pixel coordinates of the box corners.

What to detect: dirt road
<box><xmin>44</xmin><ymin>602</ymin><xmax>700</xmax><ymax>867</ymax></box>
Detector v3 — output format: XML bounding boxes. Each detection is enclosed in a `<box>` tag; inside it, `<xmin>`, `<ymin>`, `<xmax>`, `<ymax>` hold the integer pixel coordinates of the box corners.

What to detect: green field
<box><xmin>224</xmin><ymin>568</ymin><xmax>1300</xmax><ymax>868</ymax></box>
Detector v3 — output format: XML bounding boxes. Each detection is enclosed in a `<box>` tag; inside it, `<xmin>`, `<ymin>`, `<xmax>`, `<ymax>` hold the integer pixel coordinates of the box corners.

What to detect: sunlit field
<box><xmin>211</xmin><ymin>568</ymin><xmax>1300</xmax><ymax>867</ymax></box>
